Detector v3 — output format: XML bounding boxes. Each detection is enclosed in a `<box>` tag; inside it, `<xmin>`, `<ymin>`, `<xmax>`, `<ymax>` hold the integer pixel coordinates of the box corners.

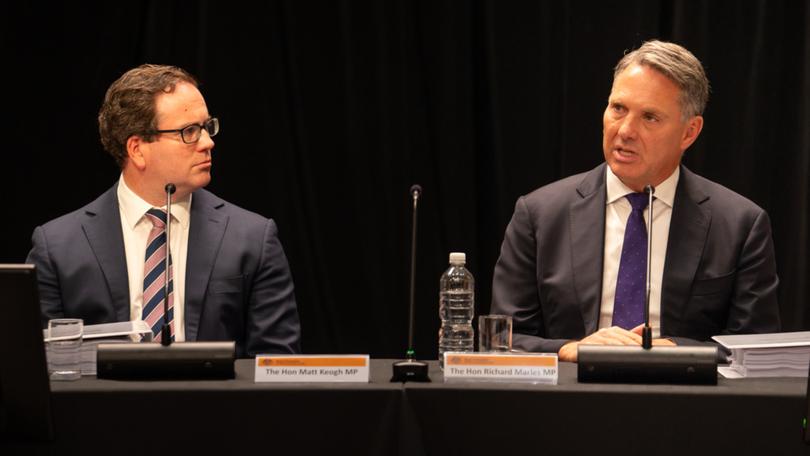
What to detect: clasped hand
<box><xmin>558</xmin><ymin>325</ymin><xmax>676</xmax><ymax>362</ymax></box>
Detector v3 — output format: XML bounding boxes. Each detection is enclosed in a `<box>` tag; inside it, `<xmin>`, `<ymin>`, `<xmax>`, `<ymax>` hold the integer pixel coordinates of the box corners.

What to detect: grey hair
<box><xmin>614</xmin><ymin>40</ymin><xmax>710</xmax><ymax>119</ymax></box>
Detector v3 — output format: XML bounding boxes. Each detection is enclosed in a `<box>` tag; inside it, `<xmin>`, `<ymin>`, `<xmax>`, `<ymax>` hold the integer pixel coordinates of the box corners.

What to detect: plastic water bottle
<box><xmin>438</xmin><ymin>252</ymin><xmax>474</xmax><ymax>369</ymax></box>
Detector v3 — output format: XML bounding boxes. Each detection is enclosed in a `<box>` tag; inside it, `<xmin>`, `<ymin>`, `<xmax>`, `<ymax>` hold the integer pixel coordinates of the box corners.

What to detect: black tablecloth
<box><xmin>3</xmin><ymin>359</ymin><xmax>808</xmax><ymax>455</ymax></box>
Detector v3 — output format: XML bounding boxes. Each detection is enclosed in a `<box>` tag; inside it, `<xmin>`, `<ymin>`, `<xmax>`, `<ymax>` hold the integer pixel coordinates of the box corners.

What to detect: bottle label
<box><xmin>443</xmin><ymin>352</ymin><xmax>558</xmax><ymax>384</ymax></box>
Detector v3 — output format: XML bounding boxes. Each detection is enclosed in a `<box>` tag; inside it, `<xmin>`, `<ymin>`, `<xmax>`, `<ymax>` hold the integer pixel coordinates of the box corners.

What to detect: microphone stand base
<box><xmin>391</xmin><ymin>359</ymin><xmax>431</xmax><ymax>382</ymax></box>
<box><xmin>97</xmin><ymin>341</ymin><xmax>236</xmax><ymax>380</ymax></box>
<box><xmin>577</xmin><ymin>345</ymin><xmax>718</xmax><ymax>385</ymax></box>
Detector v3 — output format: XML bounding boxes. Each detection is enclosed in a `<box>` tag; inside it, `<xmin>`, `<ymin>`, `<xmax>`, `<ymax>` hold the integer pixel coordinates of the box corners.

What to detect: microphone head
<box><xmin>410</xmin><ymin>184</ymin><xmax>422</xmax><ymax>197</ymax></box>
<box><xmin>644</xmin><ymin>184</ymin><xmax>655</xmax><ymax>195</ymax></box>
<box><xmin>165</xmin><ymin>183</ymin><xmax>176</xmax><ymax>195</ymax></box>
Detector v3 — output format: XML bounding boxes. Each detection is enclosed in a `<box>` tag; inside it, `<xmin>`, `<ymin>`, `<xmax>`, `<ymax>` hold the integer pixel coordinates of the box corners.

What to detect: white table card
<box><xmin>443</xmin><ymin>353</ymin><xmax>558</xmax><ymax>384</ymax></box>
<box><xmin>255</xmin><ymin>355</ymin><xmax>370</xmax><ymax>383</ymax></box>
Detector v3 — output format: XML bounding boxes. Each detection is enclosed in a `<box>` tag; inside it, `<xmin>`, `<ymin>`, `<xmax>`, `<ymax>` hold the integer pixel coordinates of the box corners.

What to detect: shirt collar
<box><xmin>605</xmin><ymin>165</ymin><xmax>679</xmax><ymax>208</ymax></box>
<box><xmin>117</xmin><ymin>175</ymin><xmax>192</xmax><ymax>230</ymax></box>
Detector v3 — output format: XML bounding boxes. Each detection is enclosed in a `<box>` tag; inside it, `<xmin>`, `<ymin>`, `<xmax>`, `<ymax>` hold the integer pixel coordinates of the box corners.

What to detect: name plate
<box><xmin>255</xmin><ymin>355</ymin><xmax>369</xmax><ymax>383</ymax></box>
<box><xmin>443</xmin><ymin>353</ymin><xmax>558</xmax><ymax>384</ymax></box>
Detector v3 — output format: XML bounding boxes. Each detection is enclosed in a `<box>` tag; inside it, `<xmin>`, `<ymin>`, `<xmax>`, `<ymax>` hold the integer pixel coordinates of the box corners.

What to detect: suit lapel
<box><xmin>82</xmin><ymin>185</ymin><xmax>131</xmax><ymax>322</ymax></box>
<box><xmin>184</xmin><ymin>190</ymin><xmax>228</xmax><ymax>342</ymax></box>
<box><xmin>662</xmin><ymin>166</ymin><xmax>711</xmax><ymax>331</ymax></box>
<box><xmin>569</xmin><ymin>164</ymin><xmax>607</xmax><ymax>334</ymax></box>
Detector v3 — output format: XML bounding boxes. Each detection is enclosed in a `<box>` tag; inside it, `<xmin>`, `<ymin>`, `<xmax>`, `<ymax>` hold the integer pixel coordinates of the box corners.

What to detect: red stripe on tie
<box><xmin>142</xmin><ymin>208</ymin><xmax>174</xmax><ymax>341</ymax></box>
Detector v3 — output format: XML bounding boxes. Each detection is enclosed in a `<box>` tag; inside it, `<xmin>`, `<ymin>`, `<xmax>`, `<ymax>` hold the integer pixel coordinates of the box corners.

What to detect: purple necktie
<box><xmin>612</xmin><ymin>193</ymin><xmax>649</xmax><ymax>329</ymax></box>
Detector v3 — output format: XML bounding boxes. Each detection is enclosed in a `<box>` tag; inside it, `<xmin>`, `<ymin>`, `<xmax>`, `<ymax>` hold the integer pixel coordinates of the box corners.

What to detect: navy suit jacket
<box><xmin>491</xmin><ymin>164</ymin><xmax>781</xmax><ymax>353</ymax></box>
<box><xmin>27</xmin><ymin>184</ymin><xmax>301</xmax><ymax>357</ymax></box>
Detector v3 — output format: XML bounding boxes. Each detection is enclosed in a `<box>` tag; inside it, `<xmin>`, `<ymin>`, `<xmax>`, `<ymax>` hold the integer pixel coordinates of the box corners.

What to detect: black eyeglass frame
<box><xmin>151</xmin><ymin>117</ymin><xmax>219</xmax><ymax>144</ymax></box>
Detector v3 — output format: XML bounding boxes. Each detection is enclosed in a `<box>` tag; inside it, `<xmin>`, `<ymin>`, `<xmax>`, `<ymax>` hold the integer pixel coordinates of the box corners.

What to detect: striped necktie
<box><xmin>142</xmin><ymin>208</ymin><xmax>174</xmax><ymax>342</ymax></box>
<box><xmin>612</xmin><ymin>193</ymin><xmax>649</xmax><ymax>329</ymax></box>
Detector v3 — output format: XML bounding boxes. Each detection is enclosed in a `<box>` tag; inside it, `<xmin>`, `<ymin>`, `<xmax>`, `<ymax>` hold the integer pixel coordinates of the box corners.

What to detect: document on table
<box><xmin>713</xmin><ymin>331</ymin><xmax>810</xmax><ymax>378</ymax></box>
<box><xmin>44</xmin><ymin>320</ymin><xmax>153</xmax><ymax>375</ymax></box>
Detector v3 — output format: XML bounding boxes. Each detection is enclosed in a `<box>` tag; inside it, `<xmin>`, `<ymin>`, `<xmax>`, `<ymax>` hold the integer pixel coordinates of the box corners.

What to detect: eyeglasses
<box><xmin>152</xmin><ymin>117</ymin><xmax>219</xmax><ymax>144</ymax></box>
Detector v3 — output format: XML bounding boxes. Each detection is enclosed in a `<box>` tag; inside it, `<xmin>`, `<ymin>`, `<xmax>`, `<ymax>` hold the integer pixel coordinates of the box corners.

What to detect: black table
<box><xmin>3</xmin><ymin>360</ymin><xmax>808</xmax><ymax>455</ymax></box>
<box><xmin>409</xmin><ymin>362</ymin><xmax>809</xmax><ymax>455</ymax></box>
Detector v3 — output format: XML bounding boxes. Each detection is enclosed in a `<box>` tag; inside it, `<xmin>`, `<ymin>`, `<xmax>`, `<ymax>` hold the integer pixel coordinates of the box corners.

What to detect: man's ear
<box><xmin>126</xmin><ymin>135</ymin><xmax>148</xmax><ymax>171</ymax></box>
<box><xmin>680</xmin><ymin>115</ymin><xmax>704</xmax><ymax>151</ymax></box>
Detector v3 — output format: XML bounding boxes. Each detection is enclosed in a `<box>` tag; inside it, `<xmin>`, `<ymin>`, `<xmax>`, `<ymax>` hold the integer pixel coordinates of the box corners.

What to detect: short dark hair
<box><xmin>614</xmin><ymin>40</ymin><xmax>710</xmax><ymax>119</ymax></box>
<box><xmin>98</xmin><ymin>64</ymin><xmax>198</xmax><ymax>168</ymax></box>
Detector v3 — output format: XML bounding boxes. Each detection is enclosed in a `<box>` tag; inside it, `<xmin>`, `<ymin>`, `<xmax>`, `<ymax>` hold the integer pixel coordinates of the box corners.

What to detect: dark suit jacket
<box><xmin>27</xmin><ymin>184</ymin><xmax>301</xmax><ymax>357</ymax></box>
<box><xmin>491</xmin><ymin>163</ymin><xmax>780</xmax><ymax>354</ymax></box>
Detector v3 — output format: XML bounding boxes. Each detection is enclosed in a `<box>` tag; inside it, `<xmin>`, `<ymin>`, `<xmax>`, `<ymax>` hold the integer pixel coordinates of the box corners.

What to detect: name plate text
<box><xmin>255</xmin><ymin>355</ymin><xmax>370</xmax><ymax>383</ymax></box>
<box><xmin>443</xmin><ymin>353</ymin><xmax>558</xmax><ymax>384</ymax></box>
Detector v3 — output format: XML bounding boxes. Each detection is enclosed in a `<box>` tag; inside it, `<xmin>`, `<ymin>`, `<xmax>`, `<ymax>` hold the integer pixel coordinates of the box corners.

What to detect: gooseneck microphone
<box><xmin>161</xmin><ymin>183</ymin><xmax>176</xmax><ymax>347</ymax></box>
<box><xmin>642</xmin><ymin>184</ymin><xmax>654</xmax><ymax>350</ymax></box>
<box><xmin>577</xmin><ymin>183</ymin><xmax>718</xmax><ymax>385</ymax></box>
<box><xmin>406</xmin><ymin>184</ymin><xmax>421</xmax><ymax>356</ymax></box>
<box><xmin>391</xmin><ymin>184</ymin><xmax>430</xmax><ymax>382</ymax></box>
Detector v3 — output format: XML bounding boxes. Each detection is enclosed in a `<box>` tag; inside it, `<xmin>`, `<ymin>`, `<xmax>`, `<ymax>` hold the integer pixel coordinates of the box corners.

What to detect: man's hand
<box><xmin>558</xmin><ymin>325</ymin><xmax>676</xmax><ymax>362</ymax></box>
<box><xmin>629</xmin><ymin>324</ymin><xmax>677</xmax><ymax>347</ymax></box>
<box><xmin>558</xmin><ymin>326</ymin><xmax>641</xmax><ymax>362</ymax></box>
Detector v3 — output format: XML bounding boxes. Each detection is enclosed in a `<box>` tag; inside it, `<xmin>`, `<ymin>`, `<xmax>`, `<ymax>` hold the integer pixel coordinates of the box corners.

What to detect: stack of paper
<box><xmin>44</xmin><ymin>320</ymin><xmax>153</xmax><ymax>375</ymax></box>
<box><xmin>712</xmin><ymin>331</ymin><xmax>810</xmax><ymax>378</ymax></box>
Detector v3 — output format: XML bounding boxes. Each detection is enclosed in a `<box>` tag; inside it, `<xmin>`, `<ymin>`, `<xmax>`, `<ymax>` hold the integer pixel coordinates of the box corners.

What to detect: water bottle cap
<box><xmin>449</xmin><ymin>252</ymin><xmax>466</xmax><ymax>264</ymax></box>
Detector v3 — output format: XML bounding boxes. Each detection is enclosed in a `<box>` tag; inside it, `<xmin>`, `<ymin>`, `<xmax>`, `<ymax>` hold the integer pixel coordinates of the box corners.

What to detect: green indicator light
<box><xmin>804</xmin><ymin>417</ymin><xmax>807</xmax><ymax>429</ymax></box>
<box><xmin>406</xmin><ymin>349</ymin><xmax>415</xmax><ymax>358</ymax></box>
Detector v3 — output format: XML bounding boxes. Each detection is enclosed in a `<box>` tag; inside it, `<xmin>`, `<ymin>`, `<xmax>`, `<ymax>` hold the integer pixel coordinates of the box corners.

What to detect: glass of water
<box><xmin>48</xmin><ymin>318</ymin><xmax>83</xmax><ymax>381</ymax></box>
<box><xmin>478</xmin><ymin>315</ymin><xmax>512</xmax><ymax>352</ymax></box>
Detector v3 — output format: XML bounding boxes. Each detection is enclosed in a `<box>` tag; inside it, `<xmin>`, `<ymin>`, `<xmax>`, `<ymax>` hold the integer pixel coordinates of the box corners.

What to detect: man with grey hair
<box><xmin>491</xmin><ymin>40</ymin><xmax>780</xmax><ymax>362</ymax></box>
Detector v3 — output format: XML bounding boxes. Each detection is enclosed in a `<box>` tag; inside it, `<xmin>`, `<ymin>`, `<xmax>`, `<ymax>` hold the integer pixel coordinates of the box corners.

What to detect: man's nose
<box><xmin>617</xmin><ymin>115</ymin><xmax>639</xmax><ymax>141</ymax></box>
<box><xmin>197</xmin><ymin>129</ymin><xmax>215</xmax><ymax>151</ymax></box>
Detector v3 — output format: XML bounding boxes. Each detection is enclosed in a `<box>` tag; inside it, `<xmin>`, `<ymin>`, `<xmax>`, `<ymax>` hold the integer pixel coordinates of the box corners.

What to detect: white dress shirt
<box><xmin>599</xmin><ymin>166</ymin><xmax>679</xmax><ymax>338</ymax></box>
<box><xmin>117</xmin><ymin>176</ymin><xmax>190</xmax><ymax>341</ymax></box>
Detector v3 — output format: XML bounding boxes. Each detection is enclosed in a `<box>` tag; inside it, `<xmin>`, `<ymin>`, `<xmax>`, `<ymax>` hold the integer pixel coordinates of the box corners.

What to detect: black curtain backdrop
<box><xmin>4</xmin><ymin>1</ymin><xmax>808</xmax><ymax>357</ymax></box>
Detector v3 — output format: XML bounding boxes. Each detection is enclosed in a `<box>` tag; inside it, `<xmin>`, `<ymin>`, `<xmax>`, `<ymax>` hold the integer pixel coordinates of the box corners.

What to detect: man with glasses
<box><xmin>27</xmin><ymin>64</ymin><xmax>301</xmax><ymax>357</ymax></box>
